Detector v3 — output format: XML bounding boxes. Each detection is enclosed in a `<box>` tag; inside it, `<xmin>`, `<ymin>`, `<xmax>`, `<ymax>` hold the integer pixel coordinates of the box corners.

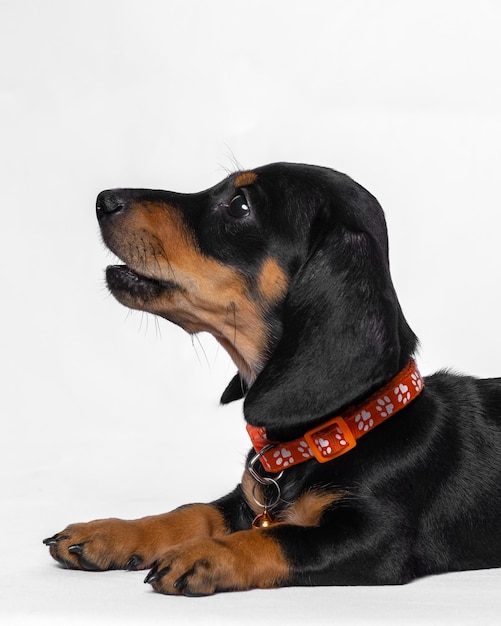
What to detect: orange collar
<box><xmin>246</xmin><ymin>359</ymin><xmax>424</xmax><ymax>473</ymax></box>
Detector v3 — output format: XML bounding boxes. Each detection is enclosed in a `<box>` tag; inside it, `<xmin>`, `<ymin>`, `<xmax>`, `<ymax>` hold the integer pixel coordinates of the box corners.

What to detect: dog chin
<box><xmin>105</xmin><ymin>265</ymin><xmax>179</xmax><ymax>308</ymax></box>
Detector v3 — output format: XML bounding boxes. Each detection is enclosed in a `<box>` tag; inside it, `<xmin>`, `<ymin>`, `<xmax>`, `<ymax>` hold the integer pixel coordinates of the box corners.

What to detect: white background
<box><xmin>1</xmin><ymin>0</ymin><xmax>501</xmax><ymax>624</ymax></box>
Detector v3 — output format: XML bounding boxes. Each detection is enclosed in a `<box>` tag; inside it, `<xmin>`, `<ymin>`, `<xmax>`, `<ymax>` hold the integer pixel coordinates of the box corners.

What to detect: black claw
<box><xmin>126</xmin><ymin>554</ymin><xmax>143</xmax><ymax>571</ymax></box>
<box><xmin>42</xmin><ymin>533</ymin><xmax>69</xmax><ymax>547</ymax></box>
<box><xmin>43</xmin><ymin>533</ymin><xmax>68</xmax><ymax>546</ymax></box>
<box><xmin>68</xmin><ymin>543</ymin><xmax>84</xmax><ymax>555</ymax></box>
<box><xmin>43</xmin><ymin>536</ymin><xmax>58</xmax><ymax>547</ymax></box>
<box><xmin>173</xmin><ymin>569</ymin><xmax>194</xmax><ymax>591</ymax></box>
<box><xmin>144</xmin><ymin>564</ymin><xmax>159</xmax><ymax>584</ymax></box>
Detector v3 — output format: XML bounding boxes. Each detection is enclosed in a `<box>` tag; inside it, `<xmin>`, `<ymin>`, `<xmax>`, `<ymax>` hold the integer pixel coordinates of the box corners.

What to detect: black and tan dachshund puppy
<box><xmin>44</xmin><ymin>163</ymin><xmax>501</xmax><ymax>595</ymax></box>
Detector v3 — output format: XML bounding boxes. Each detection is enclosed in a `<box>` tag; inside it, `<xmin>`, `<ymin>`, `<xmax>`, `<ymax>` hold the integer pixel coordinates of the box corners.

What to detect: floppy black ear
<box><xmin>243</xmin><ymin>200</ymin><xmax>416</xmax><ymax>439</ymax></box>
<box><xmin>221</xmin><ymin>374</ymin><xmax>247</xmax><ymax>403</ymax></box>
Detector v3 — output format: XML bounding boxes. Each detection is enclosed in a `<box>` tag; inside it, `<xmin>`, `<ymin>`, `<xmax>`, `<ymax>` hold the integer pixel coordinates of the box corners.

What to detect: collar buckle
<box><xmin>304</xmin><ymin>416</ymin><xmax>357</xmax><ymax>463</ymax></box>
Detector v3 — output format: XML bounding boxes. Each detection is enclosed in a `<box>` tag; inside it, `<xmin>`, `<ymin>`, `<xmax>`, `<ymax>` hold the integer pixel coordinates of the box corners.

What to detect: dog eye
<box><xmin>228</xmin><ymin>194</ymin><xmax>251</xmax><ymax>219</ymax></box>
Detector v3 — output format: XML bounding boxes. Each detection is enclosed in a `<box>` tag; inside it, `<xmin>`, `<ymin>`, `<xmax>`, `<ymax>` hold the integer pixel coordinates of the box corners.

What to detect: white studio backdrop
<box><xmin>1</xmin><ymin>1</ymin><xmax>501</xmax><ymax>624</ymax></box>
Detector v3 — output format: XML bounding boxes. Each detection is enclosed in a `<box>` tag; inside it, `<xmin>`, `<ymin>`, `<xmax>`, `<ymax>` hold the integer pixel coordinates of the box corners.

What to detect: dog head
<box><xmin>97</xmin><ymin>163</ymin><xmax>417</xmax><ymax>439</ymax></box>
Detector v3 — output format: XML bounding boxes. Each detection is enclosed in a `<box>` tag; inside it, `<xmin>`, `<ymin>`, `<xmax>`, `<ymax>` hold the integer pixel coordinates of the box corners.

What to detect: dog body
<box><xmin>44</xmin><ymin>163</ymin><xmax>501</xmax><ymax>595</ymax></box>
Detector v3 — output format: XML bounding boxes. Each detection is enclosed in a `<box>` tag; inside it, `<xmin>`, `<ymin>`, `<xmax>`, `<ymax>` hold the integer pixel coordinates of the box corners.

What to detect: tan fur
<box><xmin>107</xmin><ymin>200</ymin><xmax>271</xmax><ymax>383</ymax></box>
<box><xmin>281</xmin><ymin>490</ymin><xmax>341</xmax><ymax>526</ymax></box>
<box><xmin>242</xmin><ymin>468</ymin><xmax>342</xmax><ymax>526</ymax></box>
<box><xmin>234</xmin><ymin>171</ymin><xmax>258</xmax><ymax>188</ymax></box>
<box><xmin>258</xmin><ymin>257</ymin><xmax>289</xmax><ymax>303</ymax></box>
<box><xmin>150</xmin><ymin>530</ymin><xmax>290</xmax><ymax>594</ymax></box>
<box><xmin>49</xmin><ymin>505</ymin><xmax>229</xmax><ymax>571</ymax></box>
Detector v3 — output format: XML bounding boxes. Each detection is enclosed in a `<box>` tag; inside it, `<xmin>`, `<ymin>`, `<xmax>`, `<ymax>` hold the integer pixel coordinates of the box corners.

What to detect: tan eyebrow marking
<box><xmin>234</xmin><ymin>171</ymin><xmax>258</xmax><ymax>188</ymax></box>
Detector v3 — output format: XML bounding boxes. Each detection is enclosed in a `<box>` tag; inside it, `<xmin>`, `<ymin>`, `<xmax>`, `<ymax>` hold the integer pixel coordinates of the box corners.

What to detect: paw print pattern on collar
<box><xmin>355</xmin><ymin>410</ymin><xmax>374</xmax><ymax>432</ymax></box>
<box><xmin>273</xmin><ymin>448</ymin><xmax>294</xmax><ymax>468</ymax></box>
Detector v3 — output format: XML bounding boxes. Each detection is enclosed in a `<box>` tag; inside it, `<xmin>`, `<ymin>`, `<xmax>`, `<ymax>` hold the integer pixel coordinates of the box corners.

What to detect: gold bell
<box><xmin>252</xmin><ymin>510</ymin><xmax>276</xmax><ymax>529</ymax></box>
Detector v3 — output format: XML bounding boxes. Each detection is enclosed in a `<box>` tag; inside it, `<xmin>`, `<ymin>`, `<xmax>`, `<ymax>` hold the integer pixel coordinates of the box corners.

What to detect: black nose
<box><xmin>96</xmin><ymin>190</ymin><xmax>127</xmax><ymax>221</ymax></box>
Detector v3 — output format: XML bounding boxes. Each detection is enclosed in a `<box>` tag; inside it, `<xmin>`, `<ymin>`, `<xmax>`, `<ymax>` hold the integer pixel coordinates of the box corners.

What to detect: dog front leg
<box><xmin>43</xmin><ymin>488</ymin><xmax>249</xmax><ymax>572</ymax></box>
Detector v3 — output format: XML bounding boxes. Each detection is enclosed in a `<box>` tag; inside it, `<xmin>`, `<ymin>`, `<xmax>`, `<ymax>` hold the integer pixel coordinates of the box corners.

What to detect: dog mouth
<box><xmin>106</xmin><ymin>264</ymin><xmax>180</xmax><ymax>302</ymax></box>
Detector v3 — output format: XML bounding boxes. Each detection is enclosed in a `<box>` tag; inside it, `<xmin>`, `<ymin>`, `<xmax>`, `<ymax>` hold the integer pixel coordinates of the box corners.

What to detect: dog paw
<box><xmin>143</xmin><ymin>531</ymin><xmax>289</xmax><ymax>596</ymax></box>
<box><xmin>43</xmin><ymin>519</ymin><xmax>152</xmax><ymax>571</ymax></box>
<box><xmin>144</xmin><ymin>538</ymin><xmax>238</xmax><ymax>596</ymax></box>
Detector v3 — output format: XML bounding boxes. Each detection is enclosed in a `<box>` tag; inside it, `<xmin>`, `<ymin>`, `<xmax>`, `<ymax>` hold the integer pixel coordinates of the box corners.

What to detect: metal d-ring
<box><xmin>247</xmin><ymin>444</ymin><xmax>283</xmax><ymax>510</ymax></box>
<box><xmin>251</xmin><ymin>481</ymin><xmax>281</xmax><ymax>510</ymax></box>
<box><xmin>247</xmin><ymin>445</ymin><xmax>284</xmax><ymax>485</ymax></box>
